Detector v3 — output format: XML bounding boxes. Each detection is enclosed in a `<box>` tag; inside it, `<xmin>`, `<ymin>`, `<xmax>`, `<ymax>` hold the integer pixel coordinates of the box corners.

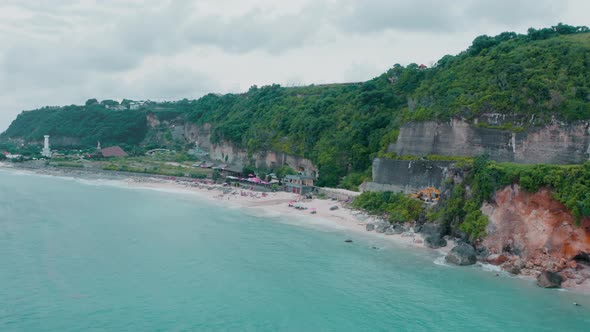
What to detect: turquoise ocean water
<box><xmin>1</xmin><ymin>169</ymin><xmax>590</xmax><ymax>331</ymax></box>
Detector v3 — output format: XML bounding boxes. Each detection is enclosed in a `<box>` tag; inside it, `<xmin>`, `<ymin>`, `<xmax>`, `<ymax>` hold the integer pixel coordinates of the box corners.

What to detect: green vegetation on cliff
<box><xmin>408</xmin><ymin>25</ymin><xmax>590</xmax><ymax>123</ymax></box>
<box><xmin>2</xmin><ymin>105</ymin><xmax>147</xmax><ymax>146</ymax></box>
<box><xmin>2</xmin><ymin>24</ymin><xmax>589</xmax><ymax>187</ymax></box>
<box><xmin>351</xmin><ymin>191</ymin><xmax>424</xmax><ymax>223</ymax></box>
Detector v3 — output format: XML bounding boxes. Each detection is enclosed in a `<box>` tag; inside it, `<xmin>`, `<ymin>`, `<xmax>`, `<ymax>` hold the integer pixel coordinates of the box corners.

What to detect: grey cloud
<box><xmin>336</xmin><ymin>0</ymin><xmax>568</xmax><ymax>34</ymax></box>
<box><xmin>336</xmin><ymin>0</ymin><xmax>457</xmax><ymax>33</ymax></box>
<box><xmin>465</xmin><ymin>0</ymin><xmax>565</xmax><ymax>26</ymax></box>
<box><xmin>184</xmin><ymin>5</ymin><xmax>325</xmax><ymax>54</ymax></box>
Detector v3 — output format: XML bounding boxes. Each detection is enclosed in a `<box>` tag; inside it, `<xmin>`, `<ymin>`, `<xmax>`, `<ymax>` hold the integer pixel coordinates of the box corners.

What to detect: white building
<box><xmin>42</xmin><ymin>135</ymin><xmax>52</xmax><ymax>158</ymax></box>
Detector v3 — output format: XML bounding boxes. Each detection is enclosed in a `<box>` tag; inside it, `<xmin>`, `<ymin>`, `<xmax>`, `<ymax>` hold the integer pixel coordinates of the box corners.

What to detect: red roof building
<box><xmin>101</xmin><ymin>146</ymin><xmax>128</xmax><ymax>158</ymax></box>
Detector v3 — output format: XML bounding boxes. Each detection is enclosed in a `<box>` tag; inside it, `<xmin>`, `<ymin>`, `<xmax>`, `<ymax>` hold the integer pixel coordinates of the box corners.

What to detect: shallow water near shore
<box><xmin>1</xmin><ymin>170</ymin><xmax>590</xmax><ymax>331</ymax></box>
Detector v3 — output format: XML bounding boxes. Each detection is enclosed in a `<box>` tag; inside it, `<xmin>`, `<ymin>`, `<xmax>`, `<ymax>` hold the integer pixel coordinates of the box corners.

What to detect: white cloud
<box><xmin>0</xmin><ymin>0</ymin><xmax>588</xmax><ymax>131</ymax></box>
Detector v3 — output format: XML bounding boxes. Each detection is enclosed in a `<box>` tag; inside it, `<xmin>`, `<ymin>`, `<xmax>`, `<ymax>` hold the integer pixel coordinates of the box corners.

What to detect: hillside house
<box><xmin>101</xmin><ymin>146</ymin><xmax>128</xmax><ymax>158</ymax></box>
<box><xmin>284</xmin><ymin>174</ymin><xmax>315</xmax><ymax>195</ymax></box>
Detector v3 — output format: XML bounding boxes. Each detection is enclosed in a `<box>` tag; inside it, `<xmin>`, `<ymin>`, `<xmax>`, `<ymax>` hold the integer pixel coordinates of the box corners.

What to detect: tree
<box><xmin>100</xmin><ymin>99</ymin><xmax>119</xmax><ymax>106</ymax></box>
<box><xmin>242</xmin><ymin>165</ymin><xmax>256</xmax><ymax>177</ymax></box>
<box><xmin>85</xmin><ymin>98</ymin><xmax>99</xmax><ymax>106</ymax></box>
<box><xmin>274</xmin><ymin>165</ymin><xmax>296</xmax><ymax>182</ymax></box>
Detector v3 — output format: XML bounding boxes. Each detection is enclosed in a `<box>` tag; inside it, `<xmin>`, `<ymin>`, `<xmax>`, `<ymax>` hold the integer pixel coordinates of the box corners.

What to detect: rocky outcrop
<box><xmin>419</xmin><ymin>223</ymin><xmax>445</xmax><ymax>239</ymax></box>
<box><xmin>482</xmin><ymin>185</ymin><xmax>590</xmax><ymax>284</ymax></box>
<box><xmin>146</xmin><ymin>112</ymin><xmax>161</xmax><ymax>128</ymax></box>
<box><xmin>445</xmin><ymin>243</ymin><xmax>477</xmax><ymax>265</ymax></box>
<box><xmin>375</xmin><ymin>223</ymin><xmax>387</xmax><ymax>233</ymax></box>
<box><xmin>482</xmin><ymin>185</ymin><xmax>590</xmax><ymax>268</ymax></box>
<box><xmin>388</xmin><ymin>118</ymin><xmax>590</xmax><ymax>164</ymax></box>
<box><xmin>486</xmin><ymin>254</ymin><xmax>510</xmax><ymax>266</ymax></box>
<box><xmin>425</xmin><ymin>236</ymin><xmax>447</xmax><ymax>249</ymax></box>
<box><xmin>536</xmin><ymin>271</ymin><xmax>564</xmax><ymax>288</ymax></box>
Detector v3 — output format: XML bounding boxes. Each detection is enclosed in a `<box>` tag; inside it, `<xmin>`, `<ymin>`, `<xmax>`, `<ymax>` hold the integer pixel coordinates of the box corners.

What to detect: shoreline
<box><xmin>3</xmin><ymin>163</ymin><xmax>589</xmax><ymax>294</ymax></box>
<box><xmin>0</xmin><ymin>163</ymin><xmax>452</xmax><ymax>254</ymax></box>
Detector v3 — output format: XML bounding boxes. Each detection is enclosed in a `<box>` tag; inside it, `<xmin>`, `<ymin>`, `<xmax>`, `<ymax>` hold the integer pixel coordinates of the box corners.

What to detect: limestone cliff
<box><xmin>183</xmin><ymin>122</ymin><xmax>318</xmax><ymax>175</ymax></box>
<box><xmin>389</xmin><ymin>118</ymin><xmax>590</xmax><ymax>164</ymax></box>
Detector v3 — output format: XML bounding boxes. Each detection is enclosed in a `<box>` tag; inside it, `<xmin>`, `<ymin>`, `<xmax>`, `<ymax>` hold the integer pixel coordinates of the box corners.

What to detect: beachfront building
<box><xmin>284</xmin><ymin>174</ymin><xmax>315</xmax><ymax>195</ymax></box>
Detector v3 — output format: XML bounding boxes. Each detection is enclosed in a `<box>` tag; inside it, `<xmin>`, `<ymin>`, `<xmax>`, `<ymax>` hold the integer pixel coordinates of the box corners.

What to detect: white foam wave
<box><xmin>433</xmin><ymin>255</ymin><xmax>451</xmax><ymax>267</ymax></box>
<box><xmin>478</xmin><ymin>262</ymin><xmax>503</xmax><ymax>273</ymax></box>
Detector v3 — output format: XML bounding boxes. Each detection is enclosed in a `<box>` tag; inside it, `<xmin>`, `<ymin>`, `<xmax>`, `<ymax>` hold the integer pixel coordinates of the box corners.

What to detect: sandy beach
<box><xmin>124</xmin><ymin>175</ymin><xmax>452</xmax><ymax>253</ymax></box>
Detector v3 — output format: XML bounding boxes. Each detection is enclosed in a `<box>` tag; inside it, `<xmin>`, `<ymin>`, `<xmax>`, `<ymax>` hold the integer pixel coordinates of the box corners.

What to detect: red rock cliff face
<box><xmin>482</xmin><ymin>185</ymin><xmax>590</xmax><ymax>282</ymax></box>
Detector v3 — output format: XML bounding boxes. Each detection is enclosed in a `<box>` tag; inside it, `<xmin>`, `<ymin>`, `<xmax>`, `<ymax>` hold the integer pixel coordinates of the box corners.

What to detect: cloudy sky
<box><xmin>0</xmin><ymin>0</ymin><xmax>588</xmax><ymax>130</ymax></box>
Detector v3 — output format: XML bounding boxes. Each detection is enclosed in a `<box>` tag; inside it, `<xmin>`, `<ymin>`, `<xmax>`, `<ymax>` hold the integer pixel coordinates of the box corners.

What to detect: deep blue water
<box><xmin>1</xmin><ymin>169</ymin><xmax>589</xmax><ymax>331</ymax></box>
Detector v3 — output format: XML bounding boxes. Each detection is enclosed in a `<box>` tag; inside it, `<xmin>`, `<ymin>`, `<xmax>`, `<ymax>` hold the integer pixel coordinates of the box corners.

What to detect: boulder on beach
<box><xmin>392</xmin><ymin>224</ymin><xmax>405</xmax><ymax>234</ymax></box>
<box><xmin>330</xmin><ymin>205</ymin><xmax>339</xmax><ymax>211</ymax></box>
<box><xmin>419</xmin><ymin>223</ymin><xmax>444</xmax><ymax>239</ymax></box>
<box><xmin>366</xmin><ymin>224</ymin><xmax>375</xmax><ymax>232</ymax></box>
<box><xmin>425</xmin><ymin>236</ymin><xmax>447</xmax><ymax>249</ymax></box>
<box><xmin>385</xmin><ymin>227</ymin><xmax>395</xmax><ymax>235</ymax></box>
<box><xmin>475</xmin><ymin>245</ymin><xmax>490</xmax><ymax>261</ymax></box>
<box><xmin>445</xmin><ymin>243</ymin><xmax>477</xmax><ymax>265</ymax></box>
<box><xmin>375</xmin><ymin>223</ymin><xmax>387</xmax><ymax>233</ymax></box>
<box><xmin>536</xmin><ymin>271</ymin><xmax>564</xmax><ymax>288</ymax></box>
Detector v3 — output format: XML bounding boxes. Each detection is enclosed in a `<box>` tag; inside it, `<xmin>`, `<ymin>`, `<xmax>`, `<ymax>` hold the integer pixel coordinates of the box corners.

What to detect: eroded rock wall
<box><xmin>482</xmin><ymin>185</ymin><xmax>590</xmax><ymax>279</ymax></box>
<box><xmin>389</xmin><ymin>118</ymin><xmax>590</xmax><ymax>164</ymax></box>
<box><xmin>361</xmin><ymin>159</ymin><xmax>452</xmax><ymax>193</ymax></box>
<box><xmin>183</xmin><ymin>122</ymin><xmax>317</xmax><ymax>174</ymax></box>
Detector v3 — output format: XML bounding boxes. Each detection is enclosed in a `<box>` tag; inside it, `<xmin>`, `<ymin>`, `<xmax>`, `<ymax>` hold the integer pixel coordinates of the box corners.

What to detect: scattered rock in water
<box><xmin>330</xmin><ymin>205</ymin><xmax>339</xmax><ymax>211</ymax></box>
<box><xmin>536</xmin><ymin>271</ymin><xmax>564</xmax><ymax>288</ymax></box>
<box><xmin>344</xmin><ymin>239</ymin><xmax>353</xmax><ymax>243</ymax></box>
<box><xmin>425</xmin><ymin>236</ymin><xmax>448</xmax><ymax>249</ymax></box>
<box><xmin>366</xmin><ymin>224</ymin><xmax>375</xmax><ymax>232</ymax></box>
<box><xmin>445</xmin><ymin>243</ymin><xmax>477</xmax><ymax>266</ymax></box>
<box><xmin>372</xmin><ymin>246</ymin><xmax>378</xmax><ymax>250</ymax></box>
<box><xmin>487</xmin><ymin>254</ymin><xmax>510</xmax><ymax>266</ymax></box>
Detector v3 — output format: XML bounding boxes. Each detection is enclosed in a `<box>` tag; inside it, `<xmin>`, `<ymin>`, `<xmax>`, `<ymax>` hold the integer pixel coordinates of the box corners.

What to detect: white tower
<box><xmin>42</xmin><ymin>135</ymin><xmax>51</xmax><ymax>158</ymax></box>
